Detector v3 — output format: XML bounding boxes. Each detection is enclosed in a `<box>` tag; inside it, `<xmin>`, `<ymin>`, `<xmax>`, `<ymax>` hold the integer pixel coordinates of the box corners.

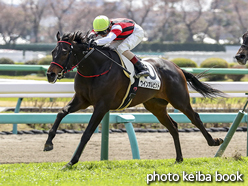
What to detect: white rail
<box><xmin>0</xmin><ymin>81</ymin><xmax>247</xmax><ymax>97</ymax></box>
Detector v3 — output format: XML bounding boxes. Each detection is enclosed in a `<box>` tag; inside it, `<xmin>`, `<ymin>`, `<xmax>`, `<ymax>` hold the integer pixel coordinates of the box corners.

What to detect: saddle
<box><xmin>114</xmin><ymin>51</ymin><xmax>161</xmax><ymax>111</ymax></box>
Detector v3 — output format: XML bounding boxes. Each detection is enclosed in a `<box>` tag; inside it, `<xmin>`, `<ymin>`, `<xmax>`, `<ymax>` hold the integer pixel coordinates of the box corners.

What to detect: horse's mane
<box><xmin>61</xmin><ymin>31</ymin><xmax>114</xmax><ymax>51</ymax></box>
<box><xmin>61</xmin><ymin>31</ymin><xmax>86</xmax><ymax>44</ymax></box>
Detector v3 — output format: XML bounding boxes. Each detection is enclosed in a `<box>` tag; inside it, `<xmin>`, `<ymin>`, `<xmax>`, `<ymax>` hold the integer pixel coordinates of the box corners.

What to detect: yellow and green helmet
<box><xmin>93</xmin><ymin>15</ymin><xmax>110</xmax><ymax>32</ymax></box>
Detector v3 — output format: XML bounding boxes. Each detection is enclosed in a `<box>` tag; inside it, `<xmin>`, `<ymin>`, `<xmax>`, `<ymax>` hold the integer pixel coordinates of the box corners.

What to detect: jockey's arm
<box><xmin>95</xmin><ymin>32</ymin><xmax>117</xmax><ymax>46</ymax></box>
<box><xmin>95</xmin><ymin>25</ymin><xmax>122</xmax><ymax>46</ymax></box>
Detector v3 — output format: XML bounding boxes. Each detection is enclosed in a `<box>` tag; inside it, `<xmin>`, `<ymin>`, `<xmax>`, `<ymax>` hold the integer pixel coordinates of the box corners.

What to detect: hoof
<box><xmin>218</xmin><ymin>138</ymin><xmax>224</xmax><ymax>145</ymax></box>
<box><xmin>175</xmin><ymin>158</ymin><xmax>183</xmax><ymax>164</ymax></box>
<box><xmin>61</xmin><ymin>162</ymin><xmax>73</xmax><ymax>171</ymax></box>
<box><xmin>211</xmin><ymin>138</ymin><xmax>224</xmax><ymax>146</ymax></box>
<box><xmin>43</xmin><ymin>144</ymin><xmax>53</xmax><ymax>151</ymax></box>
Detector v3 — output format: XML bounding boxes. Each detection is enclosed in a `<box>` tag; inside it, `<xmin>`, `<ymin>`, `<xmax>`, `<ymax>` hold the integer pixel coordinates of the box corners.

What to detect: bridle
<box><xmin>50</xmin><ymin>40</ymin><xmax>113</xmax><ymax>79</ymax></box>
<box><xmin>241</xmin><ymin>44</ymin><xmax>248</xmax><ymax>48</ymax></box>
<box><xmin>49</xmin><ymin>35</ymin><xmax>131</xmax><ymax>80</ymax></box>
<box><xmin>50</xmin><ymin>41</ymin><xmax>75</xmax><ymax>79</ymax></box>
<box><xmin>241</xmin><ymin>34</ymin><xmax>248</xmax><ymax>48</ymax></box>
<box><xmin>50</xmin><ymin>40</ymin><xmax>94</xmax><ymax>79</ymax></box>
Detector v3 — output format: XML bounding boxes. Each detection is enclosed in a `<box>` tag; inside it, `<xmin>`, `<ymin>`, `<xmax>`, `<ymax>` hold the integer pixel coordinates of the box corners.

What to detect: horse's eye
<box><xmin>62</xmin><ymin>49</ymin><xmax>68</xmax><ymax>55</ymax></box>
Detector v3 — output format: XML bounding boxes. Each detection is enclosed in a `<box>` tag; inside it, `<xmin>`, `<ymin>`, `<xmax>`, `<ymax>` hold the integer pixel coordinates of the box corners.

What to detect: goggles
<box><xmin>96</xmin><ymin>28</ymin><xmax>109</xmax><ymax>35</ymax></box>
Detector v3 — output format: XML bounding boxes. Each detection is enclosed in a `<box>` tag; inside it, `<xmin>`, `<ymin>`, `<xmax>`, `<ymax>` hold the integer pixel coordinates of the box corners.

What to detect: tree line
<box><xmin>0</xmin><ymin>0</ymin><xmax>247</xmax><ymax>45</ymax></box>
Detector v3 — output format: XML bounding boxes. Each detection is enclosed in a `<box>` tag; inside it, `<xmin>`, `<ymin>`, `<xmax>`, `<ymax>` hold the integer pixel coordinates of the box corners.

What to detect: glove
<box><xmin>88</xmin><ymin>33</ymin><xmax>97</xmax><ymax>40</ymax></box>
<box><xmin>88</xmin><ymin>39</ymin><xmax>97</xmax><ymax>49</ymax></box>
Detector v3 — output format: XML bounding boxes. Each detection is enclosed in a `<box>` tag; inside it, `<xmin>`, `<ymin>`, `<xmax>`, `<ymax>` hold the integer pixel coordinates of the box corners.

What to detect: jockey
<box><xmin>88</xmin><ymin>15</ymin><xmax>150</xmax><ymax>78</ymax></box>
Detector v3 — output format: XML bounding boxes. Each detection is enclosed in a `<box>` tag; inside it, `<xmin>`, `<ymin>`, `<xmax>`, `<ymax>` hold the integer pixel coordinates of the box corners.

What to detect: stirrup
<box><xmin>135</xmin><ymin>71</ymin><xmax>150</xmax><ymax>78</ymax></box>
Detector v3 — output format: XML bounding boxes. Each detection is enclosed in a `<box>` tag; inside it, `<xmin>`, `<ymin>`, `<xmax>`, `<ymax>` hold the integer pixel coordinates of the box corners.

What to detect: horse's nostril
<box><xmin>47</xmin><ymin>72</ymin><xmax>56</xmax><ymax>78</ymax></box>
<box><xmin>235</xmin><ymin>54</ymin><xmax>245</xmax><ymax>60</ymax></box>
<box><xmin>240</xmin><ymin>54</ymin><xmax>246</xmax><ymax>59</ymax></box>
<box><xmin>235</xmin><ymin>55</ymin><xmax>240</xmax><ymax>60</ymax></box>
<box><xmin>46</xmin><ymin>72</ymin><xmax>58</xmax><ymax>83</ymax></box>
<box><xmin>51</xmin><ymin>72</ymin><xmax>56</xmax><ymax>78</ymax></box>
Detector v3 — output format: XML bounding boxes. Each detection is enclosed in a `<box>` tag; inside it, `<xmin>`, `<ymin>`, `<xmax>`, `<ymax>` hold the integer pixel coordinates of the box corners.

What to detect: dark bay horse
<box><xmin>235</xmin><ymin>31</ymin><xmax>248</xmax><ymax>65</ymax></box>
<box><xmin>44</xmin><ymin>31</ymin><xmax>224</xmax><ymax>169</ymax></box>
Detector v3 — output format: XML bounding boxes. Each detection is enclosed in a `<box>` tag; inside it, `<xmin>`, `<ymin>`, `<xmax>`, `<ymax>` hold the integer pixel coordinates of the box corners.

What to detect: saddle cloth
<box><xmin>114</xmin><ymin>51</ymin><xmax>161</xmax><ymax>111</ymax></box>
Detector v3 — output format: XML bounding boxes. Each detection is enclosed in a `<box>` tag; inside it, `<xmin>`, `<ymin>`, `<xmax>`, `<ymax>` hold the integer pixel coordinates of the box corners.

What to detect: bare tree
<box><xmin>21</xmin><ymin>0</ymin><xmax>49</xmax><ymax>43</ymax></box>
<box><xmin>149</xmin><ymin>0</ymin><xmax>181</xmax><ymax>42</ymax></box>
<box><xmin>206</xmin><ymin>0</ymin><xmax>247</xmax><ymax>44</ymax></box>
<box><xmin>231</xmin><ymin>0</ymin><xmax>248</xmax><ymax>34</ymax></box>
<box><xmin>179</xmin><ymin>0</ymin><xmax>205</xmax><ymax>42</ymax></box>
<box><xmin>121</xmin><ymin>0</ymin><xmax>156</xmax><ymax>27</ymax></box>
<box><xmin>0</xmin><ymin>0</ymin><xmax>247</xmax><ymax>44</ymax></box>
<box><xmin>101</xmin><ymin>1</ymin><xmax>120</xmax><ymax>18</ymax></box>
<box><xmin>66</xmin><ymin>1</ymin><xmax>115</xmax><ymax>33</ymax></box>
<box><xmin>49</xmin><ymin>0</ymin><xmax>76</xmax><ymax>35</ymax></box>
<box><xmin>202</xmin><ymin>0</ymin><xmax>227</xmax><ymax>44</ymax></box>
<box><xmin>0</xmin><ymin>3</ymin><xmax>27</xmax><ymax>45</ymax></box>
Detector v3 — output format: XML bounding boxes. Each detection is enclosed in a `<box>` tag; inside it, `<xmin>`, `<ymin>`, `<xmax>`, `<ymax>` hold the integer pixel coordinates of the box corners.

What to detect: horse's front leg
<box><xmin>44</xmin><ymin>94</ymin><xmax>89</xmax><ymax>151</ymax></box>
<box><xmin>62</xmin><ymin>103</ymin><xmax>109</xmax><ymax>169</ymax></box>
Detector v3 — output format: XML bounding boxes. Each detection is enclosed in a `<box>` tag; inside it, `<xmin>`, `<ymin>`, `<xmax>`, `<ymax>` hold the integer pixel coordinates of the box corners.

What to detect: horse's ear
<box><xmin>244</xmin><ymin>31</ymin><xmax>248</xmax><ymax>37</ymax></box>
<box><xmin>56</xmin><ymin>31</ymin><xmax>61</xmax><ymax>41</ymax></box>
<box><xmin>69</xmin><ymin>32</ymin><xmax>76</xmax><ymax>43</ymax></box>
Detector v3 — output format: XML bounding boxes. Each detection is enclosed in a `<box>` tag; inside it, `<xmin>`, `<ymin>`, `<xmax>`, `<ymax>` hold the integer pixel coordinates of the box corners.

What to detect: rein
<box><xmin>77</xmin><ymin>63</ymin><xmax>113</xmax><ymax>78</ymax></box>
<box><xmin>94</xmin><ymin>48</ymin><xmax>131</xmax><ymax>75</ymax></box>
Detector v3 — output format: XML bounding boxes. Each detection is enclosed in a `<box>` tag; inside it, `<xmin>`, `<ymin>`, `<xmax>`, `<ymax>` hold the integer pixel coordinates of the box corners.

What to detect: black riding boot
<box><xmin>134</xmin><ymin>60</ymin><xmax>150</xmax><ymax>78</ymax></box>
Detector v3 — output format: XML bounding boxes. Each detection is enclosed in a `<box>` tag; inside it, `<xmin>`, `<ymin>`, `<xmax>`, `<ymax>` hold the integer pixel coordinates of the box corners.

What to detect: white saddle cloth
<box><xmin>117</xmin><ymin>52</ymin><xmax>161</xmax><ymax>90</ymax></box>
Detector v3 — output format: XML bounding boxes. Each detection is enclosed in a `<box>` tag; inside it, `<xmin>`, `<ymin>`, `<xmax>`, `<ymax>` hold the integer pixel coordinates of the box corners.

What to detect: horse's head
<box><xmin>235</xmin><ymin>31</ymin><xmax>248</xmax><ymax>65</ymax></box>
<box><xmin>47</xmin><ymin>31</ymin><xmax>89</xmax><ymax>83</ymax></box>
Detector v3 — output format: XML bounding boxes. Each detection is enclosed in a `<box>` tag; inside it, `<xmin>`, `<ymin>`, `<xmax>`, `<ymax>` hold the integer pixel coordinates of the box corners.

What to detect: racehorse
<box><xmin>44</xmin><ymin>31</ymin><xmax>224</xmax><ymax>169</ymax></box>
<box><xmin>235</xmin><ymin>31</ymin><xmax>248</xmax><ymax>65</ymax></box>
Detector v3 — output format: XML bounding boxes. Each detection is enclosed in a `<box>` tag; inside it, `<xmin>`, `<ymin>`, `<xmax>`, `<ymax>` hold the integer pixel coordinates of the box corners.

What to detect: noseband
<box><xmin>51</xmin><ymin>41</ymin><xmax>74</xmax><ymax>77</ymax></box>
<box><xmin>241</xmin><ymin>35</ymin><xmax>248</xmax><ymax>48</ymax></box>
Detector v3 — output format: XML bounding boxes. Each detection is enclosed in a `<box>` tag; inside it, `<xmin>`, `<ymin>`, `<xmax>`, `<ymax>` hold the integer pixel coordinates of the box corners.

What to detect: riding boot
<box><xmin>134</xmin><ymin>60</ymin><xmax>150</xmax><ymax>78</ymax></box>
<box><xmin>130</xmin><ymin>55</ymin><xmax>150</xmax><ymax>78</ymax></box>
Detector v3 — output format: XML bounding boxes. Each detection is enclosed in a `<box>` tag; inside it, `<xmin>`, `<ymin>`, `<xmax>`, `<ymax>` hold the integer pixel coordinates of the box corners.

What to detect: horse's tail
<box><xmin>182</xmin><ymin>69</ymin><xmax>225</xmax><ymax>98</ymax></box>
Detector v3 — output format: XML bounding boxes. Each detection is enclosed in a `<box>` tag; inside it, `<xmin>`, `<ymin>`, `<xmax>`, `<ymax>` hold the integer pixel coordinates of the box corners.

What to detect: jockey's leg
<box><xmin>122</xmin><ymin>50</ymin><xmax>149</xmax><ymax>78</ymax></box>
<box><xmin>115</xmin><ymin>24</ymin><xmax>149</xmax><ymax>78</ymax></box>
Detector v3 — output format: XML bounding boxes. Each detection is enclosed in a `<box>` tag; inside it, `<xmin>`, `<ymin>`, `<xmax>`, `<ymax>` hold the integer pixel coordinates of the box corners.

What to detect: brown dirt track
<box><xmin>0</xmin><ymin>131</ymin><xmax>246</xmax><ymax>164</ymax></box>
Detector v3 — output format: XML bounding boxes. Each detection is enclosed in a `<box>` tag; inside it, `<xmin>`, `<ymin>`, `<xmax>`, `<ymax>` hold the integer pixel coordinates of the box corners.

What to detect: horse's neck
<box><xmin>77</xmin><ymin>49</ymin><xmax>112</xmax><ymax>76</ymax></box>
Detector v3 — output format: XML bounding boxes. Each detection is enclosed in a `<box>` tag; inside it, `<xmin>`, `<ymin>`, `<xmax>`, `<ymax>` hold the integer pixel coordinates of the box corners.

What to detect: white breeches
<box><xmin>108</xmin><ymin>24</ymin><xmax>144</xmax><ymax>54</ymax></box>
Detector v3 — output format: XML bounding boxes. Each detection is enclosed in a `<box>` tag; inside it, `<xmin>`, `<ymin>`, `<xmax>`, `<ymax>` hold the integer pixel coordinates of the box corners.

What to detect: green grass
<box><xmin>0</xmin><ymin>157</ymin><xmax>247</xmax><ymax>186</ymax></box>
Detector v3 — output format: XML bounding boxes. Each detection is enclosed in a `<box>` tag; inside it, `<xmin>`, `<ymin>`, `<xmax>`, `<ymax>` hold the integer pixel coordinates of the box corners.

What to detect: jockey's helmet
<box><xmin>93</xmin><ymin>15</ymin><xmax>110</xmax><ymax>32</ymax></box>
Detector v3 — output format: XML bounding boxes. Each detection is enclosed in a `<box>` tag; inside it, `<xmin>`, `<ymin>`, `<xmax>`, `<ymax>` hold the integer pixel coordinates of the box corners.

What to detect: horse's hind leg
<box><xmin>143</xmin><ymin>98</ymin><xmax>183</xmax><ymax>162</ymax></box>
<box><xmin>169</xmin><ymin>94</ymin><xmax>223</xmax><ymax>146</ymax></box>
<box><xmin>44</xmin><ymin>94</ymin><xmax>89</xmax><ymax>151</ymax></box>
<box><xmin>184</xmin><ymin>106</ymin><xmax>223</xmax><ymax>146</ymax></box>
